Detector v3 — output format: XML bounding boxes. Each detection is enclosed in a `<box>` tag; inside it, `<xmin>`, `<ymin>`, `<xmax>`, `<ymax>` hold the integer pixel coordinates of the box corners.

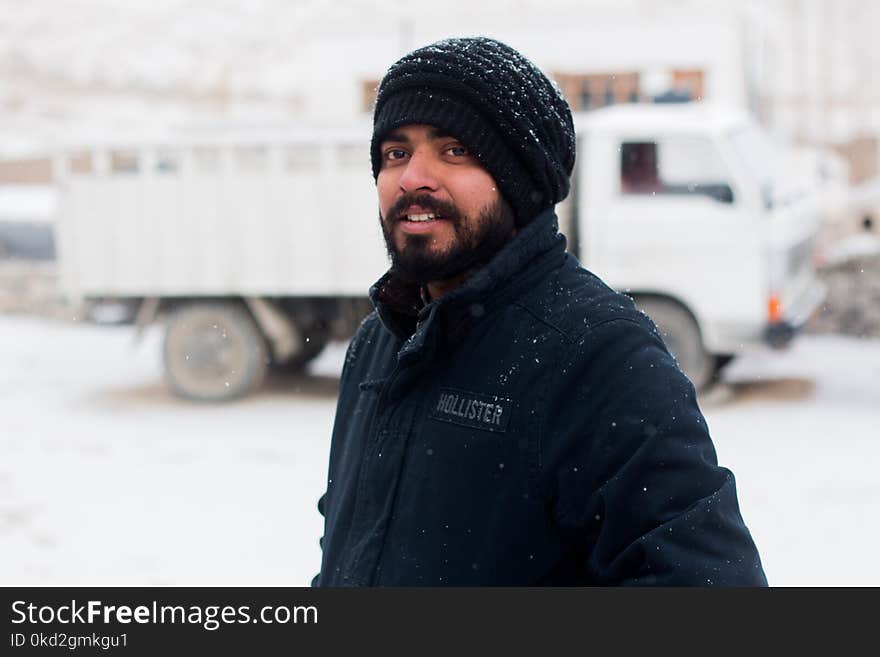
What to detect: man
<box><xmin>313</xmin><ymin>37</ymin><xmax>766</xmax><ymax>586</ymax></box>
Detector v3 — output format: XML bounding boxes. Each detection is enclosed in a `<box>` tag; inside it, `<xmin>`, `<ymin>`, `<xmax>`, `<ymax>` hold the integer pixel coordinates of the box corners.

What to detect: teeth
<box><xmin>407</xmin><ymin>213</ymin><xmax>436</xmax><ymax>222</ymax></box>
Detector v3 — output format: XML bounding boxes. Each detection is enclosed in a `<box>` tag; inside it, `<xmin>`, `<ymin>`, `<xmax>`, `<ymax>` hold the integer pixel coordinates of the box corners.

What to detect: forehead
<box><xmin>380</xmin><ymin>124</ymin><xmax>456</xmax><ymax>144</ymax></box>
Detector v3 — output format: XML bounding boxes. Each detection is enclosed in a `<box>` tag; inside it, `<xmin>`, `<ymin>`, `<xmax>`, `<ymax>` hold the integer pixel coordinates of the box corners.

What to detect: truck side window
<box><xmin>620</xmin><ymin>138</ymin><xmax>734</xmax><ymax>203</ymax></box>
<box><xmin>621</xmin><ymin>142</ymin><xmax>661</xmax><ymax>193</ymax></box>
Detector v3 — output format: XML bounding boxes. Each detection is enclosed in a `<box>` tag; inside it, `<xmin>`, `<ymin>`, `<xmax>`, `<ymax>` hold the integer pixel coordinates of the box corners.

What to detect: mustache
<box><xmin>386</xmin><ymin>193</ymin><xmax>461</xmax><ymax>224</ymax></box>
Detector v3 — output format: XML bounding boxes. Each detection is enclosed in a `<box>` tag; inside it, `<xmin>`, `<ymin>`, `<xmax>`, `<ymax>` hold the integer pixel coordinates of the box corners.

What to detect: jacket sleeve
<box><xmin>542</xmin><ymin>315</ymin><xmax>767</xmax><ymax>586</ymax></box>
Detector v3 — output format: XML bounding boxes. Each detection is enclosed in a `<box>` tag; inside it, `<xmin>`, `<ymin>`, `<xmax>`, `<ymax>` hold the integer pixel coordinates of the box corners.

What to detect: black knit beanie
<box><xmin>371</xmin><ymin>37</ymin><xmax>576</xmax><ymax>226</ymax></box>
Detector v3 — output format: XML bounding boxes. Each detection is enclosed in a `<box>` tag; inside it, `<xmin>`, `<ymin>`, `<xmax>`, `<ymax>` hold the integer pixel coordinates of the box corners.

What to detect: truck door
<box><xmin>583</xmin><ymin>132</ymin><xmax>764</xmax><ymax>355</ymax></box>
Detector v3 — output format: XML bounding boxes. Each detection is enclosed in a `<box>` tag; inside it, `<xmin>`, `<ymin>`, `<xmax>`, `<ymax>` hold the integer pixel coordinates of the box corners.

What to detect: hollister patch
<box><xmin>428</xmin><ymin>388</ymin><xmax>513</xmax><ymax>433</ymax></box>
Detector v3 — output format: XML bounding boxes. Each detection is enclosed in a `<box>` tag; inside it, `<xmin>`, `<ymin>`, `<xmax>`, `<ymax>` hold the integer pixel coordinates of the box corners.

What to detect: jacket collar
<box><xmin>369</xmin><ymin>208</ymin><xmax>566</xmax><ymax>348</ymax></box>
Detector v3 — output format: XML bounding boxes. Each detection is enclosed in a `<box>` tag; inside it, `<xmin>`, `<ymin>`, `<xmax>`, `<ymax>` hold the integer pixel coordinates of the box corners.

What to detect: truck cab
<box><xmin>559</xmin><ymin>104</ymin><xmax>826</xmax><ymax>388</ymax></box>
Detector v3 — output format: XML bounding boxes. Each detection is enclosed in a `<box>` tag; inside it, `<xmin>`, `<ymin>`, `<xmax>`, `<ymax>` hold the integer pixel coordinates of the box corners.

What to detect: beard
<box><xmin>380</xmin><ymin>193</ymin><xmax>517</xmax><ymax>286</ymax></box>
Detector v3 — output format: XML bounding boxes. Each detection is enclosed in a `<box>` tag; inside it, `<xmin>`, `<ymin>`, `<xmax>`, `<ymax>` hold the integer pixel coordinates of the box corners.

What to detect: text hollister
<box><xmin>433</xmin><ymin>391</ymin><xmax>507</xmax><ymax>428</ymax></box>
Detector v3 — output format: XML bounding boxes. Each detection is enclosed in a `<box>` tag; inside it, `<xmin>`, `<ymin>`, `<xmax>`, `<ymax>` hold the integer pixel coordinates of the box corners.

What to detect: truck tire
<box><xmin>163</xmin><ymin>303</ymin><xmax>268</xmax><ymax>402</ymax></box>
<box><xmin>633</xmin><ymin>297</ymin><xmax>714</xmax><ymax>391</ymax></box>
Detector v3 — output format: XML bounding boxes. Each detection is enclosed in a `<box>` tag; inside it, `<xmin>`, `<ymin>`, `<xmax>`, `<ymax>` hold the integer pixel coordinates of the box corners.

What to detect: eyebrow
<box><xmin>381</xmin><ymin>127</ymin><xmax>454</xmax><ymax>144</ymax></box>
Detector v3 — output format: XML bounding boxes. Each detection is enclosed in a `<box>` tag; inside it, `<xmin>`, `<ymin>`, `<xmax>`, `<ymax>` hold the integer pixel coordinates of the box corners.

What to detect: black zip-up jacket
<box><xmin>314</xmin><ymin>209</ymin><xmax>766</xmax><ymax>586</ymax></box>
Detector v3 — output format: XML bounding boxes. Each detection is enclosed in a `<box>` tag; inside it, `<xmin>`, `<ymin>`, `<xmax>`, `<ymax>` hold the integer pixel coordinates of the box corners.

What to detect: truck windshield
<box><xmin>727</xmin><ymin>124</ymin><xmax>800</xmax><ymax>210</ymax></box>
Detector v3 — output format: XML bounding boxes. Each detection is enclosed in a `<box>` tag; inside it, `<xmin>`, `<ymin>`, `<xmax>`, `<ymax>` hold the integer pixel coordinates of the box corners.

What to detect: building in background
<box><xmin>0</xmin><ymin>0</ymin><xmax>877</xmax><ymax>208</ymax></box>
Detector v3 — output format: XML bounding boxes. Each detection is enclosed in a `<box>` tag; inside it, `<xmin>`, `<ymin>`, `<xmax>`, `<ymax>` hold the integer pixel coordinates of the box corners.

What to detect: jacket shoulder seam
<box><xmin>514</xmin><ymin>301</ymin><xmax>648</xmax><ymax>345</ymax></box>
<box><xmin>572</xmin><ymin>315</ymin><xmax>648</xmax><ymax>342</ymax></box>
<box><xmin>511</xmin><ymin>301</ymin><xmax>571</xmax><ymax>341</ymax></box>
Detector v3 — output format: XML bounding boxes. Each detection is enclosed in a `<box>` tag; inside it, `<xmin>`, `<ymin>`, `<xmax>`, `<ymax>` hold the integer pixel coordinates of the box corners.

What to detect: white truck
<box><xmin>53</xmin><ymin>103</ymin><xmax>826</xmax><ymax>400</ymax></box>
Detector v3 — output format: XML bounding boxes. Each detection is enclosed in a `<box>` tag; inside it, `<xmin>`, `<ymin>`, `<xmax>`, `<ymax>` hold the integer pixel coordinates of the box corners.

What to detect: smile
<box><xmin>406</xmin><ymin>213</ymin><xmax>442</xmax><ymax>222</ymax></box>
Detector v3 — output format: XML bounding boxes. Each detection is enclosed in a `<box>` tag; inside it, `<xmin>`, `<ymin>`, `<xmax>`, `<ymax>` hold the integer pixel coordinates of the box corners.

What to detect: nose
<box><xmin>397</xmin><ymin>150</ymin><xmax>439</xmax><ymax>193</ymax></box>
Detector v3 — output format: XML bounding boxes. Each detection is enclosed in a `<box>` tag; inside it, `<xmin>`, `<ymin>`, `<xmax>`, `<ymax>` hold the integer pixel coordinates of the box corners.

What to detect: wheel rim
<box><xmin>170</xmin><ymin>319</ymin><xmax>248</xmax><ymax>395</ymax></box>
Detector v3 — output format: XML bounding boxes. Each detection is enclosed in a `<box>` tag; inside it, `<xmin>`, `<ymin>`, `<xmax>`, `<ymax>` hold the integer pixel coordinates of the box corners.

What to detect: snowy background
<box><xmin>1</xmin><ymin>0</ymin><xmax>879</xmax><ymax>587</ymax></box>
<box><xmin>1</xmin><ymin>312</ymin><xmax>879</xmax><ymax>587</ymax></box>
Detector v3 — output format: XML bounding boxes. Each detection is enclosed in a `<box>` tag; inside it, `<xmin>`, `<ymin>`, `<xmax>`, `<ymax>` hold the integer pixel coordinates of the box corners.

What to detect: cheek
<box><xmin>457</xmin><ymin>176</ymin><xmax>501</xmax><ymax>213</ymax></box>
<box><xmin>376</xmin><ymin>171</ymin><xmax>399</xmax><ymax>218</ymax></box>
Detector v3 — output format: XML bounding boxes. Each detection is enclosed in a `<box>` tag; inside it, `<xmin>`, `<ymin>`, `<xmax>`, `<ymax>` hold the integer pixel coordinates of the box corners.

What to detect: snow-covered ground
<box><xmin>0</xmin><ymin>315</ymin><xmax>334</xmax><ymax>586</ymax></box>
<box><xmin>710</xmin><ymin>337</ymin><xmax>880</xmax><ymax>586</ymax></box>
<box><xmin>1</xmin><ymin>314</ymin><xmax>878</xmax><ymax>586</ymax></box>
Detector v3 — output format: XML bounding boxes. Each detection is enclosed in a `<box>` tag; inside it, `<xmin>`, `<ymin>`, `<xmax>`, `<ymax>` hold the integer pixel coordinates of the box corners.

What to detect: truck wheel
<box><xmin>634</xmin><ymin>298</ymin><xmax>714</xmax><ymax>391</ymax></box>
<box><xmin>163</xmin><ymin>303</ymin><xmax>268</xmax><ymax>401</ymax></box>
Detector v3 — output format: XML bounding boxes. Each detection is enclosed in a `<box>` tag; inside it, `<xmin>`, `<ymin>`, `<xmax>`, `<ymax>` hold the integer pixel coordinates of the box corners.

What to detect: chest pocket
<box><xmin>416</xmin><ymin>386</ymin><xmax>531</xmax><ymax>493</ymax></box>
<box><xmin>385</xmin><ymin>385</ymin><xmax>537</xmax><ymax>557</ymax></box>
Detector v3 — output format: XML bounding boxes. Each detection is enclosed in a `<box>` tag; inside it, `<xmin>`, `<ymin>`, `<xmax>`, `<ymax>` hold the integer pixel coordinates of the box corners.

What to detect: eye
<box><xmin>383</xmin><ymin>147</ymin><xmax>408</xmax><ymax>162</ymax></box>
<box><xmin>446</xmin><ymin>145</ymin><xmax>469</xmax><ymax>157</ymax></box>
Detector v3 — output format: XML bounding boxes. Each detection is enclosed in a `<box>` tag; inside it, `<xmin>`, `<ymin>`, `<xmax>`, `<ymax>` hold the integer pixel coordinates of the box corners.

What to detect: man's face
<box><xmin>377</xmin><ymin>124</ymin><xmax>516</xmax><ymax>286</ymax></box>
